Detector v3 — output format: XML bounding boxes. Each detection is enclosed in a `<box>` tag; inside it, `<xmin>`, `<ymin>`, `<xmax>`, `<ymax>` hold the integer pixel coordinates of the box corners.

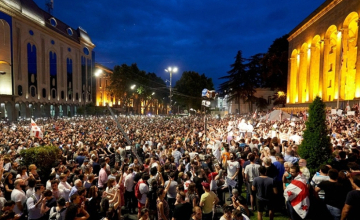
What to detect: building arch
<box><xmin>342</xmin><ymin>12</ymin><xmax>359</xmax><ymax>99</ymax></box>
<box><xmin>323</xmin><ymin>25</ymin><xmax>338</xmax><ymax>101</ymax></box>
<box><xmin>309</xmin><ymin>35</ymin><xmax>321</xmax><ymax>101</ymax></box>
<box><xmin>0</xmin><ymin>19</ymin><xmax>12</xmax><ymax>95</ymax></box>
<box><xmin>299</xmin><ymin>43</ymin><xmax>309</xmax><ymax>103</ymax></box>
<box><xmin>290</xmin><ymin>49</ymin><xmax>298</xmax><ymax>103</ymax></box>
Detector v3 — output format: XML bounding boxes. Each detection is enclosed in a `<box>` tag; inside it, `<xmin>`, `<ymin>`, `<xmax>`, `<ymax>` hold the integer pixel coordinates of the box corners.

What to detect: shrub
<box><xmin>20</xmin><ymin>145</ymin><xmax>61</xmax><ymax>184</ymax></box>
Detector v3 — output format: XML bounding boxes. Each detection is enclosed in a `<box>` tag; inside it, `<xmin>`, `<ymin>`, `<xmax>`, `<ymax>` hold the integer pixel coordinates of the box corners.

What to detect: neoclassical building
<box><xmin>0</xmin><ymin>0</ymin><xmax>95</xmax><ymax>121</ymax></box>
<box><xmin>287</xmin><ymin>0</ymin><xmax>360</xmax><ymax>105</ymax></box>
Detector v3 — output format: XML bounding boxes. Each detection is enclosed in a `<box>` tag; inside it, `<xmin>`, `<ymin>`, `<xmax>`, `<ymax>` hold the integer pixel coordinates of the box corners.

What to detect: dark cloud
<box><xmin>34</xmin><ymin>0</ymin><xmax>324</xmax><ymax>87</ymax></box>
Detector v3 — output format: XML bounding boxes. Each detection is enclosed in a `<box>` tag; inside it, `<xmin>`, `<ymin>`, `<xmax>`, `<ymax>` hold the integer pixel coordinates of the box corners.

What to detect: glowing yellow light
<box><xmin>337</xmin><ymin>31</ymin><xmax>342</xmax><ymax>38</ymax></box>
<box><xmin>278</xmin><ymin>91</ymin><xmax>285</xmax><ymax>97</ymax></box>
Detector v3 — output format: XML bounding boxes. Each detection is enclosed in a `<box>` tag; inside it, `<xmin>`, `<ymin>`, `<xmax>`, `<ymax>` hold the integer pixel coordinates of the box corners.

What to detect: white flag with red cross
<box><xmin>30</xmin><ymin>119</ymin><xmax>43</xmax><ymax>139</ymax></box>
<box><xmin>284</xmin><ymin>175</ymin><xmax>310</xmax><ymax>219</ymax></box>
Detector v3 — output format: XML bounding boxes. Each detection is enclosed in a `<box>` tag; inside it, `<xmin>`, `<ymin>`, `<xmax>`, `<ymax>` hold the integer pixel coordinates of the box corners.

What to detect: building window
<box><xmin>83</xmin><ymin>47</ymin><xmax>89</xmax><ymax>55</ymax></box>
<box><xmin>99</xmin><ymin>78</ymin><xmax>102</xmax><ymax>88</ymax></box>
<box><xmin>67</xmin><ymin>28</ymin><xmax>73</xmax><ymax>36</ymax></box>
<box><xmin>29</xmin><ymin>30</ymin><xmax>34</xmax><ymax>36</ymax></box>
<box><xmin>18</xmin><ymin>85</ymin><xmax>22</xmax><ymax>96</ymax></box>
<box><xmin>61</xmin><ymin>91</ymin><xmax>64</xmax><ymax>99</ymax></box>
<box><xmin>30</xmin><ymin>86</ymin><xmax>36</xmax><ymax>97</ymax></box>
<box><xmin>76</xmin><ymin>93</ymin><xmax>79</xmax><ymax>100</ymax></box>
<box><xmin>50</xmin><ymin>18</ymin><xmax>57</xmax><ymax>27</ymax></box>
<box><xmin>52</xmin><ymin>89</ymin><xmax>56</xmax><ymax>99</ymax></box>
<box><xmin>51</xmin><ymin>40</ymin><xmax>55</xmax><ymax>45</ymax></box>
<box><xmin>42</xmin><ymin>88</ymin><xmax>46</xmax><ymax>98</ymax></box>
<box><xmin>27</xmin><ymin>43</ymin><xmax>37</xmax><ymax>95</ymax></box>
<box><xmin>68</xmin><ymin>48</ymin><xmax>71</xmax><ymax>52</ymax></box>
<box><xmin>67</xmin><ymin>58</ymin><xmax>73</xmax><ymax>101</ymax></box>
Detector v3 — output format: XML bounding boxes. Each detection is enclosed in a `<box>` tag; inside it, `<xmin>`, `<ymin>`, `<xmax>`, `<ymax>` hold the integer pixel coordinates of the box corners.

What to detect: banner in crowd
<box><xmin>347</xmin><ymin>111</ymin><xmax>355</xmax><ymax>116</ymax></box>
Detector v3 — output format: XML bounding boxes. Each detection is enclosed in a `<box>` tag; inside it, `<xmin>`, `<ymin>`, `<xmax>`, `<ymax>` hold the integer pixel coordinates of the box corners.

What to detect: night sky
<box><xmin>34</xmin><ymin>0</ymin><xmax>325</xmax><ymax>88</ymax></box>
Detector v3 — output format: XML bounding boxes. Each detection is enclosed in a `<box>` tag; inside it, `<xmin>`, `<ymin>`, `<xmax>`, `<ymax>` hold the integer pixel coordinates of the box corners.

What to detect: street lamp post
<box><xmin>165</xmin><ymin>67</ymin><xmax>178</xmax><ymax>114</ymax></box>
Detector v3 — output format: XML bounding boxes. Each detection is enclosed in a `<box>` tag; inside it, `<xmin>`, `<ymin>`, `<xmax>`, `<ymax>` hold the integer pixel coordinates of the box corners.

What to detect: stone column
<box><xmin>319</xmin><ymin>40</ymin><xmax>325</xmax><ymax>100</ymax></box>
<box><xmin>287</xmin><ymin>57</ymin><xmax>291</xmax><ymax>103</ymax></box>
<box><xmin>340</xmin><ymin>28</ymin><xmax>349</xmax><ymax>100</ymax></box>
<box><xmin>323</xmin><ymin>38</ymin><xmax>330</xmax><ymax>101</ymax></box>
<box><xmin>356</xmin><ymin>21</ymin><xmax>360</xmax><ymax>98</ymax></box>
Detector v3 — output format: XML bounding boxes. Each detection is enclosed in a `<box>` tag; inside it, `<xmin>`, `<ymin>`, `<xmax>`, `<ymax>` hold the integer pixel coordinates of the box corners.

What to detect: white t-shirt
<box><xmin>11</xmin><ymin>189</ymin><xmax>27</xmax><ymax>214</ymax></box>
<box><xmin>244</xmin><ymin>164</ymin><xmax>260</xmax><ymax>182</ymax></box>
<box><xmin>227</xmin><ymin>160</ymin><xmax>240</xmax><ymax>178</ymax></box>
<box><xmin>139</xmin><ymin>182</ymin><xmax>149</xmax><ymax>204</ymax></box>
<box><xmin>124</xmin><ymin>173</ymin><xmax>135</xmax><ymax>192</ymax></box>
<box><xmin>189</xmin><ymin>152</ymin><xmax>198</xmax><ymax>160</ymax></box>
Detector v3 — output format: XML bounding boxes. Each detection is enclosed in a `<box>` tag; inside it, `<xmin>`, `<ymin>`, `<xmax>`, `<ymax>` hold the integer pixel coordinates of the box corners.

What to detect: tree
<box><xmin>108</xmin><ymin>64</ymin><xmax>168</xmax><ymax>114</ymax></box>
<box><xmin>255</xmin><ymin>97</ymin><xmax>269</xmax><ymax>110</ymax></box>
<box><xmin>272</xmin><ymin>91</ymin><xmax>287</xmax><ymax>107</ymax></box>
<box><xmin>246</xmin><ymin>53</ymin><xmax>266</xmax><ymax>88</ymax></box>
<box><xmin>219</xmin><ymin>51</ymin><xmax>257</xmax><ymax>112</ymax></box>
<box><xmin>174</xmin><ymin>71</ymin><xmax>214</xmax><ymax>110</ymax></box>
<box><xmin>298</xmin><ymin>96</ymin><xmax>332</xmax><ymax>175</ymax></box>
<box><xmin>260</xmin><ymin>34</ymin><xmax>289</xmax><ymax>91</ymax></box>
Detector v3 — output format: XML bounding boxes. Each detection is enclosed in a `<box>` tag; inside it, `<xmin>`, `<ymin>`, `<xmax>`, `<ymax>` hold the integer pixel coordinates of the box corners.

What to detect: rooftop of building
<box><xmin>2</xmin><ymin>0</ymin><xmax>94</xmax><ymax>46</ymax></box>
<box><xmin>288</xmin><ymin>0</ymin><xmax>335</xmax><ymax>39</ymax></box>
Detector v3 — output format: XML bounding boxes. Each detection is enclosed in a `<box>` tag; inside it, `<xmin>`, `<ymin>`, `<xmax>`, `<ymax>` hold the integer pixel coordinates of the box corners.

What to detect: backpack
<box><xmin>23</xmin><ymin>194</ymin><xmax>37</xmax><ymax>218</ymax></box>
<box><xmin>49</xmin><ymin>206</ymin><xmax>66</xmax><ymax>220</ymax></box>
<box><xmin>135</xmin><ymin>180</ymin><xmax>145</xmax><ymax>200</ymax></box>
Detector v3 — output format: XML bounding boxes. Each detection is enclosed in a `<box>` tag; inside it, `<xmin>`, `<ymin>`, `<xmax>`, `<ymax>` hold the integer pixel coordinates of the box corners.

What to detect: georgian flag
<box><xmin>30</xmin><ymin>119</ymin><xmax>43</xmax><ymax>139</ymax></box>
<box><xmin>284</xmin><ymin>175</ymin><xmax>310</xmax><ymax>219</ymax></box>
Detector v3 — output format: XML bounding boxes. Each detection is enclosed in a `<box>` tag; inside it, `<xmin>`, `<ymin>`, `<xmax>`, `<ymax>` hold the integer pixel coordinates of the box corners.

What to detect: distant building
<box><xmin>0</xmin><ymin>0</ymin><xmax>95</xmax><ymax>121</ymax></box>
<box><xmin>216</xmin><ymin>88</ymin><xmax>277</xmax><ymax>114</ymax></box>
<box><xmin>94</xmin><ymin>64</ymin><xmax>113</xmax><ymax>107</ymax></box>
<box><xmin>287</xmin><ymin>0</ymin><xmax>360</xmax><ymax>107</ymax></box>
<box><xmin>93</xmin><ymin>64</ymin><xmax>169</xmax><ymax>115</ymax></box>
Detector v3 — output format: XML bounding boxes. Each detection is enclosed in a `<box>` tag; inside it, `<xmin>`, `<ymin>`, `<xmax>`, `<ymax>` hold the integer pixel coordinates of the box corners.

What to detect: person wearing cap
<box><xmin>199</xmin><ymin>182</ymin><xmax>219</xmax><ymax>220</ymax></box>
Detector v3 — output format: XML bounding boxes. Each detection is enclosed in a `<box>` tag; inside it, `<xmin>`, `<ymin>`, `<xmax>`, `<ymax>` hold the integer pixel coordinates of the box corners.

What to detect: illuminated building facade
<box><xmin>287</xmin><ymin>0</ymin><xmax>360</xmax><ymax>105</ymax></box>
<box><xmin>0</xmin><ymin>0</ymin><xmax>95</xmax><ymax>121</ymax></box>
<box><xmin>94</xmin><ymin>64</ymin><xmax>169</xmax><ymax>115</ymax></box>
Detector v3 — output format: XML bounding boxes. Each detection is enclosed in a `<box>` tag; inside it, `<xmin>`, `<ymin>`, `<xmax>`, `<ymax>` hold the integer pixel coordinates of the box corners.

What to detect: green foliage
<box><xmin>108</xmin><ymin>64</ymin><xmax>167</xmax><ymax>114</ymax></box>
<box><xmin>272</xmin><ymin>92</ymin><xmax>287</xmax><ymax>107</ymax></box>
<box><xmin>219</xmin><ymin>51</ymin><xmax>257</xmax><ymax>111</ymax></box>
<box><xmin>260</xmin><ymin>34</ymin><xmax>289</xmax><ymax>91</ymax></box>
<box><xmin>255</xmin><ymin>97</ymin><xmax>269</xmax><ymax>110</ymax></box>
<box><xmin>76</xmin><ymin>107</ymin><xmax>85</xmax><ymax>115</ymax></box>
<box><xmin>20</xmin><ymin>145</ymin><xmax>61</xmax><ymax>183</ymax></box>
<box><xmin>174</xmin><ymin>71</ymin><xmax>214</xmax><ymax>110</ymax></box>
<box><xmin>298</xmin><ymin>96</ymin><xmax>332</xmax><ymax>175</ymax></box>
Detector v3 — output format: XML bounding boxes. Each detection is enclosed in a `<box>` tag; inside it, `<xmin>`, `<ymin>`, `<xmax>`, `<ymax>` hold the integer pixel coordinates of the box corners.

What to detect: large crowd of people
<box><xmin>0</xmin><ymin>110</ymin><xmax>359</xmax><ymax>220</ymax></box>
